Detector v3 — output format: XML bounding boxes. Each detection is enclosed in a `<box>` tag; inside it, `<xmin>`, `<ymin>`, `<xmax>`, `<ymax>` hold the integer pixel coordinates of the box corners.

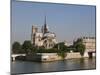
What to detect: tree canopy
<box><xmin>12</xmin><ymin>38</ymin><xmax>85</xmax><ymax>57</ymax></box>
<box><xmin>22</xmin><ymin>40</ymin><xmax>33</xmax><ymax>54</ymax></box>
<box><xmin>53</xmin><ymin>42</ymin><xmax>67</xmax><ymax>51</ymax></box>
<box><xmin>12</xmin><ymin>41</ymin><xmax>21</xmax><ymax>53</ymax></box>
<box><xmin>73</xmin><ymin>38</ymin><xmax>86</xmax><ymax>56</ymax></box>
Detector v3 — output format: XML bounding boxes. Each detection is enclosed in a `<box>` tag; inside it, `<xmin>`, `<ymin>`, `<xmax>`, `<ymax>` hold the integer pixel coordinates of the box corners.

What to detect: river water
<box><xmin>11</xmin><ymin>58</ymin><xmax>96</xmax><ymax>74</ymax></box>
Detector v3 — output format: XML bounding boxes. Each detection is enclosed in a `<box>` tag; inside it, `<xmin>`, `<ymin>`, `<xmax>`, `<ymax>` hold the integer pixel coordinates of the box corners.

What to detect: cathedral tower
<box><xmin>31</xmin><ymin>26</ymin><xmax>38</xmax><ymax>45</ymax></box>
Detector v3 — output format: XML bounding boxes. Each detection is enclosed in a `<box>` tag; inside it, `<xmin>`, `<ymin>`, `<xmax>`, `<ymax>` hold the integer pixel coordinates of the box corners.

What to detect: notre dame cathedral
<box><xmin>31</xmin><ymin>16</ymin><xmax>57</xmax><ymax>49</ymax></box>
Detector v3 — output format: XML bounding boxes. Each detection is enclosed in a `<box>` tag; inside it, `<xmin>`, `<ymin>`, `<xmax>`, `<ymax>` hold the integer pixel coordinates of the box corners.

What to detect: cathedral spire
<box><xmin>43</xmin><ymin>15</ymin><xmax>48</xmax><ymax>34</ymax></box>
<box><xmin>44</xmin><ymin>15</ymin><xmax>46</xmax><ymax>26</ymax></box>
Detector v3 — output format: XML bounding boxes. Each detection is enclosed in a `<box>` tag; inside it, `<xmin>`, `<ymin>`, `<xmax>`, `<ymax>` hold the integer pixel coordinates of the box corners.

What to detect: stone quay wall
<box><xmin>26</xmin><ymin>52</ymin><xmax>83</xmax><ymax>62</ymax></box>
<box><xmin>65</xmin><ymin>53</ymin><xmax>81</xmax><ymax>59</ymax></box>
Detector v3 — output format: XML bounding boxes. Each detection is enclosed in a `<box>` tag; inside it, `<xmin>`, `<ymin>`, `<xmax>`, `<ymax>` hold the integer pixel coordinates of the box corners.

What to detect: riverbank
<box><xmin>26</xmin><ymin>52</ymin><xmax>95</xmax><ymax>62</ymax></box>
<box><xmin>26</xmin><ymin>53</ymin><xmax>80</xmax><ymax>62</ymax></box>
<box><xmin>13</xmin><ymin>52</ymin><xmax>96</xmax><ymax>62</ymax></box>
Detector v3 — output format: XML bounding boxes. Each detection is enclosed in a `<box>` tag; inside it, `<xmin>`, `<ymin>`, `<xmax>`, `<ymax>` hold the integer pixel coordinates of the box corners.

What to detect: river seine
<box><xmin>11</xmin><ymin>58</ymin><xmax>96</xmax><ymax>74</ymax></box>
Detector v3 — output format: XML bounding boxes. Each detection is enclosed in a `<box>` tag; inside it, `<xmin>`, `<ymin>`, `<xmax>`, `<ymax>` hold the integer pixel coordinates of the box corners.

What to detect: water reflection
<box><xmin>11</xmin><ymin>58</ymin><xmax>96</xmax><ymax>74</ymax></box>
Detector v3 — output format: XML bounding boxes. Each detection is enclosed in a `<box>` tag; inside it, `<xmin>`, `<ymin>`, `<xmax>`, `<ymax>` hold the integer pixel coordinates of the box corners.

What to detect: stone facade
<box><xmin>31</xmin><ymin>16</ymin><xmax>57</xmax><ymax>49</ymax></box>
<box><xmin>82</xmin><ymin>37</ymin><xmax>96</xmax><ymax>52</ymax></box>
<box><xmin>65</xmin><ymin>53</ymin><xmax>81</xmax><ymax>59</ymax></box>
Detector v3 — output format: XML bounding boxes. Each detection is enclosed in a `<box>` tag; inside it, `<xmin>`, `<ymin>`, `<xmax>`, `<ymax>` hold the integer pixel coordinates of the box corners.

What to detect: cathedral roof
<box><xmin>44</xmin><ymin>32</ymin><xmax>56</xmax><ymax>38</ymax></box>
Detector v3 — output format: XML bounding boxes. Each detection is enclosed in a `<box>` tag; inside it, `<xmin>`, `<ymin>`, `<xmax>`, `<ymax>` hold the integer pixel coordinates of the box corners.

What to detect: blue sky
<box><xmin>11</xmin><ymin>0</ymin><xmax>96</xmax><ymax>44</ymax></box>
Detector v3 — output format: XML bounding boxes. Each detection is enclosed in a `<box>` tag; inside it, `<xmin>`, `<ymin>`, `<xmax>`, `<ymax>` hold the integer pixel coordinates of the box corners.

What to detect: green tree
<box><xmin>54</xmin><ymin>42</ymin><xmax>67</xmax><ymax>51</ymax></box>
<box><xmin>74</xmin><ymin>38</ymin><xmax>86</xmax><ymax>56</ymax></box>
<box><xmin>57</xmin><ymin>51</ymin><xmax>67</xmax><ymax>60</ymax></box>
<box><xmin>12</xmin><ymin>41</ymin><xmax>21</xmax><ymax>53</ymax></box>
<box><xmin>53</xmin><ymin>42</ymin><xmax>67</xmax><ymax>60</ymax></box>
<box><xmin>22</xmin><ymin>40</ymin><xmax>33</xmax><ymax>54</ymax></box>
<box><xmin>75</xmin><ymin>43</ymin><xmax>85</xmax><ymax>56</ymax></box>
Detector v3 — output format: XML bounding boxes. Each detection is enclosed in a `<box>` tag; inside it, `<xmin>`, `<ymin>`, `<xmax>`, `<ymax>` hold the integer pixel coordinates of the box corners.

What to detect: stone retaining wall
<box><xmin>26</xmin><ymin>52</ymin><xmax>83</xmax><ymax>62</ymax></box>
<box><xmin>65</xmin><ymin>53</ymin><xmax>81</xmax><ymax>59</ymax></box>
